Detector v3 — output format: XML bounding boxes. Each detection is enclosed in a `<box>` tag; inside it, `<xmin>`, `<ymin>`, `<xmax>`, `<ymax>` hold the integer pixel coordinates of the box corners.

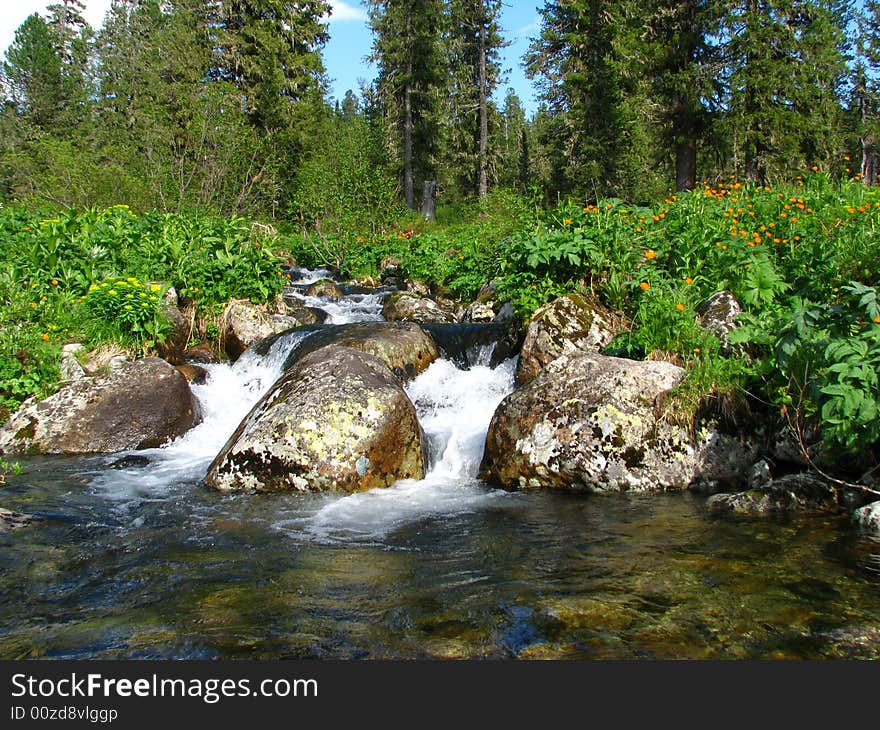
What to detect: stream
<box><xmin>1</xmin><ymin>271</ymin><xmax>880</xmax><ymax>659</ymax></box>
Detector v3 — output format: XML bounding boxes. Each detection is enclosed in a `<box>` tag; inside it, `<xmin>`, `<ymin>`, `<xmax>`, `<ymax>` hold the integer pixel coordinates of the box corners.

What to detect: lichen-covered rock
<box><xmin>0</xmin><ymin>357</ymin><xmax>200</xmax><ymax>455</ymax></box>
<box><xmin>277</xmin><ymin>307</ymin><xmax>327</xmax><ymax>327</ymax></box>
<box><xmin>59</xmin><ymin>343</ymin><xmax>86</xmax><ymax>382</ymax></box>
<box><xmin>696</xmin><ymin>290</ymin><xmax>742</xmax><ymax>353</ymax></box>
<box><xmin>480</xmin><ymin>352</ymin><xmax>756</xmax><ymax>492</ymax></box>
<box><xmin>461</xmin><ymin>301</ymin><xmax>496</xmax><ymax>323</ymax></box>
<box><xmin>381</xmin><ymin>293</ymin><xmax>457</xmax><ymax>324</ymax></box>
<box><xmin>853</xmin><ymin>501</ymin><xmax>880</xmax><ymax>533</ymax></box>
<box><xmin>276</xmin><ymin>321</ymin><xmax>439</xmax><ymax>381</ymax></box>
<box><xmin>405</xmin><ymin>279</ymin><xmax>432</xmax><ymax>297</ymax></box>
<box><xmin>305</xmin><ymin>279</ymin><xmax>343</xmax><ymax>298</ymax></box>
<box><xmin>156</xmin><ymin>304</ymin><xmax>191</xmax><ymax>365</ymax></box>
<box><xmin>204</xmin><ymin>345</ymin><xmax>425</xmax><ymax>493</ymax></box>
<box><xmin>706</xmin><ymin>473</ymin><xmax>839</xmax><ymax>516</ymax></box>
<box><xmin>515</xmin><ymin>293</ymin><xmax>623</xmax><ymax>385</ymax></box>
<box><xmin>379</xmin><ymin>256</ymin><xmax>402</xmax><ymax>277</ymax></box>
<box><xmin>221</xmin><ymin>299</ymin><xmax>292</xmax><ymax>361</ymax></box>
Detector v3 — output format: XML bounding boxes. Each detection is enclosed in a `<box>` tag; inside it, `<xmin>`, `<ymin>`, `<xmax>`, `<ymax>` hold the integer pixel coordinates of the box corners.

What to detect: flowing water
<box><xmin>1</xmin><ymin>277</ymin><xmax>880</xmax><ymax>659</ymax></box>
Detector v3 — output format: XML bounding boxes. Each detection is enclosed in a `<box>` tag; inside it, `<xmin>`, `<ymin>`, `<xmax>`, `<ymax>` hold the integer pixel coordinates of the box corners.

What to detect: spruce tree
<box><xmin>3</xmin><ymin>14</ymin><xmax>65</xmax><ymax>131</ymax></box>
<box><xmin>367</xmin><ymin>0</ymin><xmax>445</xmax><ymax>209</ymax></box>
<box><xmin>444</xmin><ymin>0</ymin><xmax>506</xmax><ymax>199</ymax></box>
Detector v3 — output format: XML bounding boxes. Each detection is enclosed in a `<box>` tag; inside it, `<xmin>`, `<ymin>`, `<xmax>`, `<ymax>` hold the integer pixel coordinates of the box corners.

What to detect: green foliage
<box><xmin>0</xmin><ymin>204</ymin><xmax>284</xmax><ymax>411</ymax></box>
<box><xmin>290</xmin><ymin>110</ymin><xmax>406</xmax><ymax>269</ymax></box>
<box><xmin>750</xmin><ymin>283</ymin><xmax>880</xmax><ymax>455</ymax></box>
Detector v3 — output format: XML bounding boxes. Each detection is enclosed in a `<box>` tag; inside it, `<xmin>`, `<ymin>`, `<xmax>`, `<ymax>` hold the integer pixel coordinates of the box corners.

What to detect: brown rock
<box><xmin>0</xmin><ymin>357</ymin><xmax>200</xmax><ymax>455</ymax></box>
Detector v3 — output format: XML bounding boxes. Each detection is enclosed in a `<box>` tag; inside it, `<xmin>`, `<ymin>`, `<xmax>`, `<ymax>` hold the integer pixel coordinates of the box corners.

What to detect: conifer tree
<box><xmin>444</xmin><ymin>0</ymin><xmax>506</xmax><ymax>199</ymax></box>
<box><xmin>3</xmin><ymin>14</ymin><xmax>65</xmax><ymax>130</ymax></box>
<box><xmin>367</xmin><ymin>0</ymin><xmax>445</xmax><ymax>209</ymax></box>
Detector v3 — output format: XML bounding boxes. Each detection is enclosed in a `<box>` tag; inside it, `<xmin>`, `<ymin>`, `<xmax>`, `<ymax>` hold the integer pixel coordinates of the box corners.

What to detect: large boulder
<box><xmin>204</xmin><ymin>345</ymin><xmax>425</xmax><ymax>493</ymax></box>
<box><xmin>0</xmin><ymin>357</ymin><xmax>200</xmax><ymax>455</ymax></box>
<box><xmin>221</xmin><ymin>299</ymin><xmax>291</xmax><ymax>361</ymax></box>
<box><xmin>270</xmin><ymin>322</ymin><xmax>439</xmax><ymax>381</ymax></box>
<box><xmin>515</xmin><ymin>293</ymin><xmax>623</xmax><ymax>385</ymax></box>
<box><xmin>480</xmin><ymin>352</ymin><xmax>756</xmax><ymax>492</ymax></box>
<box><xmin>382</xmin><ymin>293</ymin><xmax>457</xmax><ymax>324</ymax></box>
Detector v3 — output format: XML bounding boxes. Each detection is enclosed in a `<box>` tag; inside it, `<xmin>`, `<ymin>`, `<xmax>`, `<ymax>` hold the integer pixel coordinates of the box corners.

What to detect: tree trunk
<box><xmin>673</xmin><ymin>94</ymin><xmax>697</xmax><ymax>192</ymax></box>
<box><xmin>421</xmin><ymin>180</ymin><xmax>436</xmax><ymax>220</ymax></box>
<box><xmin>478</xmin><ymin>12</ymin><xmax>488</xmax><ymax>199</ymax></box>
<box><xmin>403</xmin><ymin>8</ymin><xmax>414</xmax><ymax>209</ymax></box>
<box><xmin>675</xmin><ymin>137</ymin><xmax>697</xmax><ymax>192</ymax></box>
<box><xmin>862</xmin><ymin>136</ymin><xmax>878</xmax><ymax>187</ymax></box>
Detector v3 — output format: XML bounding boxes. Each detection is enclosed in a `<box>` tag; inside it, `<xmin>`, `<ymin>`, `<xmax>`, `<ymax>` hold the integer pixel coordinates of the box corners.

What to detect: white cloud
<box><xmin>516</xmin><ymin>20</ymin><xmax>539</xmax><ymax>38</ymax></box>
<box><xmin>326</xmin><ymin>1</ymin><xmax>368</xmax><ymax>23</ymax></box>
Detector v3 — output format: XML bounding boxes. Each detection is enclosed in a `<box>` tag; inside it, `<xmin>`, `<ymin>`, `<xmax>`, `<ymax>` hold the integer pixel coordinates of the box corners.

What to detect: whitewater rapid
<box><xmin>88</xmin><ymin>273</ymin><xmax>519</xmax><ymax>542</ymax></box>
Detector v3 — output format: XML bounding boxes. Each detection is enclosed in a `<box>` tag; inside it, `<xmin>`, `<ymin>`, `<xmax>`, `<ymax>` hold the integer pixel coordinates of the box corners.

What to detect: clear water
<box><xmin>2</xmin><ymin>277</ymin><xmax>880</xmax><ymax>660</ymax></box>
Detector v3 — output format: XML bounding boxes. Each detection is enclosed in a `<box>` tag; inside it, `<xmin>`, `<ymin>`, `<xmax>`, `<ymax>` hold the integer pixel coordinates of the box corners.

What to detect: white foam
<box><xmin>89</xmin><ymin>330</ymin><xmax>310</xmax><ymax>501</ymax></box>
<box><xmin>298</xmin><ymin>292</ymin><xmax>387</xmax><ymax>323</ymax></box>
<box><xmin>283</xmin><ymin>357</ymin><xmax>519</xmax><ymax>544</ymax></box>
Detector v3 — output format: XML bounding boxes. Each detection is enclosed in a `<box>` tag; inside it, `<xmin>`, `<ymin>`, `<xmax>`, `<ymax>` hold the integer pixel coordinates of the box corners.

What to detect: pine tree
<box><xmin>724</xmin><ymin>0</ymin><xmax>850</xmax><ymax>183</ymax></box>
<box><xmin>494</xmin><ymin>88</ymin><xmax>530</xmax><ymax>192</ymax></box>
<box><xmin>525</xmin><ymin>0</ymin><xmax>633</xmax><ymax>198</ymax></box>
<box><xmin>2</xmin><ymin>14</ymin><xmax>65</xmax><ymax>130</ymax></box>
<box><xmin>216</xmin><ymin>1</ymin><xmax>330</xmax><ymax>135</ymax></box>
<box><xmin>857</xmin><ymin>0</ymin><xmax>880</xmax><ymax>183</ymax></box>
<box><xmin>637</xmin><ymin>0</ymin><xmax>725</xmax><ymax>191</ymax></box>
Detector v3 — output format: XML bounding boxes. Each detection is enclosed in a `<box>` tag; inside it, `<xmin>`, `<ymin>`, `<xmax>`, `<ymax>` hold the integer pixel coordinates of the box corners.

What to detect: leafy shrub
<box><xmin>83</xmin><ymin>277</ymin><xmax>170</xmax><ymax>349</ymax></box>
<box><xmin>757</xmin><ymin>283</ymin><xmax>880</xmax><ymax>456</ymax></box>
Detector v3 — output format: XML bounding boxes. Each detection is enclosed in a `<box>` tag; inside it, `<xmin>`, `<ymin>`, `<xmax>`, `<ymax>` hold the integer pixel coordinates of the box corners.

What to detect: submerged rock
<box><xmin>280</xmin><ymin>306</ymin><xmax>328</xmax><ymax>327</ymax></box>
<box><xmin>706</xmin><ymin>473</ymin><xmax>839</xmax><ymax>516</ymax></box>
<box><xmin>270</xmin><ymin>321</ymin><xmax>439</xmax><ymax>381</ymax></box>
<box><xmin>420</xmin><ymin>322</ymin><xmax>522</xmax><ymax>369</ymax></box>
<box><xmin>382</xmin><ymin>293</ymin><xmax>457</xmax><ymax>324</ymax></box>
<box><xmin>516</xmin><ymin>293</ymin><xmax>623</xmax><ymax>385</ymax></box>
<box><xmin>0</xmin><ymin>357</ymin><xmax>200</xmax><ymax>455</ymax></box>
<box><xmin>480</xmin><ymin>351</ymin><xmax>756</xmax><ymax>492</ymax></box>
<box><xmin>204</xmin><ymin>345</ymin><xmax>425</xmax><ymax>493</ymax></box>
<box><xmin>0</xmin><ymin>507</ymin><xmax>34</xmax><ymax>531</ymax></box>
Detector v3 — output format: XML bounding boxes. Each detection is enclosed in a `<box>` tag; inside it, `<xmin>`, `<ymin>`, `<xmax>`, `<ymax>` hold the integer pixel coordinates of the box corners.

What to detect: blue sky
<box><xmin>322</xmin><ymin>1</ymin><xmax>542</xmax><ymax>114</ymax></box>
<box><xmin>0</xmin><ymin>1</ymin><xmax>542</xmax><ymax>115</ymax></box>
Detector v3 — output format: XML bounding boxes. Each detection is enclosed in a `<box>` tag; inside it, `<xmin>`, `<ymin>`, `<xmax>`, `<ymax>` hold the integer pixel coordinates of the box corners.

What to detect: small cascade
<box><xmin>282</xmin><ymin>357</ymin><xmax>517</xmax><ymax>544</ymax></box>
<box><xmin>89</xmin><ymin>268</ymin><xmax>518</xmax><ymax>537</ymax></box>
<box><xmin>89</xmin><ymin>329</ymin><xmax>311</xmax><ymax>501</ymax></box>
